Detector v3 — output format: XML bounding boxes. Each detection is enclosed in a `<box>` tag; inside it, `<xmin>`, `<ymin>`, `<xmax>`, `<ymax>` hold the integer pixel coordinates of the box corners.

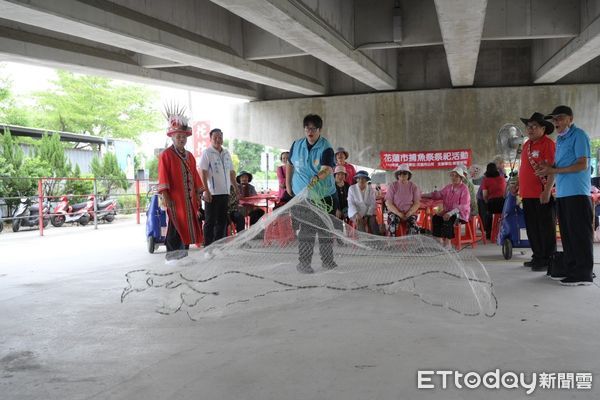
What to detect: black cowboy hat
<box><xmin>520</xmin><ymin>112</ymin><xmax>554</xmax><ymax>135</ymax></box>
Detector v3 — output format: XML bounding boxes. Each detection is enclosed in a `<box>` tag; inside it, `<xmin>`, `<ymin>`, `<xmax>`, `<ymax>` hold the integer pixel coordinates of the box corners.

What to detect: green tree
<box><xmin>9</xmin><ymin>157</ymin><xmax>53</xmax><ymax>198</ymax></box>
<box><xmin>36</xmin><ymin>133</ymin><xmax>71</xmax><ymax>175</ymax></box>
<box><xmin>0</xmin><ymin>66</ymin><xmax>33</xmax><ymax>126</ymax></box>
<box><xmin>146</xmin><ymin>156</ymin><xmax>158</xmax><ymax>180</ymax></box>
<box><xmin>35</xmin><ymin>132</ymin><xmax>73</xmax><ymax>196</ymax></box>
<box><xmin>1</xmin><ymin>127</ymin><xmax>24</xmax><ymax>171</ymax></box>
<box><xmin>34</xmin><ymin>70</ymin><xmax>161</xmax><ymax>142</ymax></box>
<box><xmin>90</xmin><ymin>152</ymin><xmax>129</xmax><ymax>197</ymax></box>
<box><xmin>64</xmin><ymin>164</ymin><xmax>94</xmax><ymax>197</ymax></box>
<box><xmin>233</xmin><ymin>139</ymin><xmax>264</xmax><ymax>174</ymax></box>
<box><xmin>0</xmin><ymin>155</ymin><xmax>16</xmax><ymax>197</ymax></box>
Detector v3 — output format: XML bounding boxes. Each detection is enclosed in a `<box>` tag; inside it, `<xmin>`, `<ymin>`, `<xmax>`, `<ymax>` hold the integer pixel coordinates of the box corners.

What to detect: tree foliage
<box><xmin>233</xmin><ymin>139</ymin><xmax>264</xmax><ymax>174</ymax></box>
<box><xmin>34</xmin><ymin>70</ymin><xmax>161</xmax><ymax>142</ymax></box>
<box><xmin>0</xmin><ymin>66</ymin><xmax>33</xmax><ymax>126</ymax></box>
<box><xmin>64</xmin><ymin>164</ymin><xmax>94</xmax><ymax>197</ymax></box>
<box><xmin>1</xmin><ymin>127</ymin><xmax>24</xmax><ymax>171</ymax></box>
<box><xmin>91</xmin><ymin>152</ymin><xmax>129</xmax><ymax>196</ymax></box>
<box><xmin>146</xmin><ymin>156</ymin><xmax>158</xmax><ymax>180</ymax></box>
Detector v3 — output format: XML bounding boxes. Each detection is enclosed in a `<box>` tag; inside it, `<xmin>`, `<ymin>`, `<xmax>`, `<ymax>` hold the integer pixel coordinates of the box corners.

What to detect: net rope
<box><xmin>122</xmin><ymin>189</ymin><xmax>497</xmax><ymax>320</ymax></box>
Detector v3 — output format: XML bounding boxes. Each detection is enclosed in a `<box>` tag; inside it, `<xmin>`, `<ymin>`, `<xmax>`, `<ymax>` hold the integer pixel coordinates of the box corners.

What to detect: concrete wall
<box><xmin>232</xmin><ymin>84</ymin><xmax>600</xmax><ymax>188</ymax></box>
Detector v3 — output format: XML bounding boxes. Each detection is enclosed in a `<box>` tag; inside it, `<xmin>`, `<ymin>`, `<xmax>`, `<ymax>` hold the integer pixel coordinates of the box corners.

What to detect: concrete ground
<box><xmin>1</xmin><ymin>218</ymin><xmax>599</xmax><ymax>400</ymax></box>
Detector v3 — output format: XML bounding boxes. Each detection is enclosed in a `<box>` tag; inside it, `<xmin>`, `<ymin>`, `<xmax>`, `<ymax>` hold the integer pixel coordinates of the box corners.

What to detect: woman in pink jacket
<box><xmin>422</xmin><ymin>166</ymin><xmax>471</xmax><ymax>248</ymax></box>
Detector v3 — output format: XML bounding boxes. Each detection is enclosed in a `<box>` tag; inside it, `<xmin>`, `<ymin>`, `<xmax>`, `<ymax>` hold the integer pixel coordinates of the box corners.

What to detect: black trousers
<box><xmin>292</xmin><ymin>195</ymin><xmax>335</xmax><ymax>266</ymax></box>
<box><xmin>230</xmin><ymin>208</ymin><xmax>265</xmax><ymax>233</ymax></box>
<box><xmin>229</xmin><ymin>210</ymin><xmax>246</xmax><ymax>233</ymax></box>
<box><xmin>432</xmin><ymin>214</ymin><xmax>458</xmax><ymax>239</ymax></box>
<box><xmin>522</xmin><ymin>197</ymin><xmax>556</xmax><ymax>262</ymax></box>
<box><xmin>203</xmin><ymin>194</ymin><xmax>229</xmax><ymax>246</ymax></box>
<box><xmin>484</xmin><ymin>197</ymin><xmax>505</xmax><ymax>239</ymax></box>
<box><xmin>165</xmin><ymin>220</ymin><xmax>189</xmax><ymax>252</ymax></box>
<box><xmin>557</xmin><ymin>196</ymin><xmax>594</xmax><ymax>280</ymax></box>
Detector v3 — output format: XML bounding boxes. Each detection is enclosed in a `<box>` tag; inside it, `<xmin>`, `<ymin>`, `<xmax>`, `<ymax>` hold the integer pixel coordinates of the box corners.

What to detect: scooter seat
<box><xmin>71</xmin><ymin>202</ymin><xmax>87</xmax><ymax>211</ymax></box>
<box><xmin>98</xmin><ymin>200</ymin><xmax>114</xmax><ymax>209</ymax></box>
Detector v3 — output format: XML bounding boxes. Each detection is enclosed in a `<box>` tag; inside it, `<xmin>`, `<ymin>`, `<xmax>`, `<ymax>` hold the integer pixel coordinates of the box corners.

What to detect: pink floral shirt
<box><xmin>429</xmin><ymin>183</ymin><xmax>471</xmax><ymax>221</ymax></box>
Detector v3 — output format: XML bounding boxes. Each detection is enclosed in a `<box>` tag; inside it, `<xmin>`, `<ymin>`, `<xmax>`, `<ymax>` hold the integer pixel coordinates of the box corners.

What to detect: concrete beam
<box><xmin>535</xmin><ymin>15</ymin><xmax>600</xmax><ymax>83</ymax></box>
<box><xmin>135</xmin><ymin>54</ymin><xmax>183</xmax><ymax>69</ymax></box>
<box><xmin>484</xmin><ymin>0</ymin><xmax>579</xmax><ymax>40</ymax></box>
<box><xmin>209</xmin><ymin>0</ymin><xmax>397</xmax><ymax>91</ymax></box>
<box><xmin>0</xmin><ymin>26</ymin><xmax>258</xmax><ymax>99</ymax></box>
<box><xmin>242</xmin><ymin>22</ymin><xmax>306</xmax><ymax>60</ymax></box>
<box><xmin>356</xmin><ymin>0</ymin><xmax>577</xmax><ymax>52</ymax></box>
<box><xmin>0</xmin><ymin>0</ymin><xmax>324</xmax><ymax>95</ymax></box>
<box><xmin>434</xmin><ymin>0</ymin><xmax>487</xmax><ymax>87</ymax></box>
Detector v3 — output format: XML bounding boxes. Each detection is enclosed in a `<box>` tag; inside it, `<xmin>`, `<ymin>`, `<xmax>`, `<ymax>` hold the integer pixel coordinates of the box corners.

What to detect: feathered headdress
<box><xmin>163</xmin><ymin>102</ymin><xmax>192</xmax><ymax>137</ymax></box>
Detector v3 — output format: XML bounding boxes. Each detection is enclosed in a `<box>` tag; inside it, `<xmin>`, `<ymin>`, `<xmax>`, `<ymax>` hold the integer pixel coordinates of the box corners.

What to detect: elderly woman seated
<box><xmin>228</xmin><ymin>171</ymin><xmax>265</xmax><ymax>233</ymax></box>
<box><xmin>422</xmin><ymin>167</ymin><xmax>471</xmax><ymax>248</ymax></box>
<box><xmin>385</xmin><ymin>164</ymin><xmax>421</xmax><ymax>236</ymax></box>
<box><xmin>347</xmin><ymin>170</ymin><xmax>379</xmax><ymax>234</ymax></box>
<box><xmin>333</xmin><ymin>165</ymin><xmax>350</xmax><ymax>220</ymax></box>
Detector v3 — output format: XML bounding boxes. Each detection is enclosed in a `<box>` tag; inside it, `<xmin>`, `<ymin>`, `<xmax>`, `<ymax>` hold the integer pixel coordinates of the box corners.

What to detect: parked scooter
<box><xmin>86</xmin><ymin>195</ymin><xmax>117</xmax><ymax>223</ymax></box>
<box><xmin>12</xmin><ymin>197</ymin><xmax>50</xmax><ymax>232</ymax></box>
<box><xmin>51</xmin><ymin>195</ymin><xmax>90</xmax><ymax>227</ymax></box>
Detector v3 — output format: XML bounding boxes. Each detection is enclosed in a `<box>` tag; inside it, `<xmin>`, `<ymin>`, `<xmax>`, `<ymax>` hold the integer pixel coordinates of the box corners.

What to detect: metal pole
<box><xmin>93</xmin><ymin>179</ymin><xmax>98</xmax><ymax>230</ymax></box>
<box><xmin>135</xmin><ymin>179</ymin><xmax>140</xmax><ymax>224</ymax></box>
<box><xmin>266</xmin><ymin>154</ymin><xmax>269</xmax><ymax>193</ymax></box>
<box><xmin>38</xmin><ymin>178</ymin><xmax>44</xmax><ymax>237</ymax></box>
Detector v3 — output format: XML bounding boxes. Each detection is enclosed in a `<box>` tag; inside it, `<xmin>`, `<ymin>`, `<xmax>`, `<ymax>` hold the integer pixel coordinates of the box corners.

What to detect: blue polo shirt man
<box><xmin>536</xmin><ymin>105</ymin><xmax>594</xmax><ymax>286</ymax></box>
<box><xmin>286</xmin><ymin>114</ymin><xmax>337</xmax><ymax>273</ymax></box>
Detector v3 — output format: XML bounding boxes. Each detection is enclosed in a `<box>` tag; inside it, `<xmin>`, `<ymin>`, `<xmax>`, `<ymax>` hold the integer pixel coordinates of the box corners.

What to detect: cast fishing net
<box><xmin>122</xmin><ymin>189</ymin><xmax>497</xmax><ymax>320</ymax></box>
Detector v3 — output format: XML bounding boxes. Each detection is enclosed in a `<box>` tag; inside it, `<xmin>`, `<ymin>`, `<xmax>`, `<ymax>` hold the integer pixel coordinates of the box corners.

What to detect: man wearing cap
<box><xmin>385</xmin><ymin>164</ymin><xmax>421</xmax><ymax>236</ymax></box>
<box><xmin>287</xmin><ymin>114</ymin><xmax>337</xmax><ymax>273</ymax></box>
<box><xmin>518</xmin><ymin>112</ymin><xmax>556</xmax><ymax>272</ymax></box>
<box><xmin>535</xmin><ymin>105</ymin><xmax>593</xmax><ymax>286</ymax></box>
<box><xmin>158</xmin><ymin>109</ymin><xmax>204</xmax><ymax>260</ymax></box>
<box><xmin>335</xmin><ymin>147</ymin><xmax>357</xmax><ymax>185</ymax></box>
<box><xmin>199</xmin><ymin>128</ymin><xmax>237</xmax><ymax>247</ymax></box>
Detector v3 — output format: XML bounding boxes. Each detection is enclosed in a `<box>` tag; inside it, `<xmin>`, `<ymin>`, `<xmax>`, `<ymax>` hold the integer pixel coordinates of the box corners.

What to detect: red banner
<box><xmin>380</xmin><ymin>149</ymin><xmax>472</xmax><ymax>170</ymax></box>
<box><xmin>192</xmin><ymin>120</ymin><xmax>211</xmax><ymax>159</ymax></box>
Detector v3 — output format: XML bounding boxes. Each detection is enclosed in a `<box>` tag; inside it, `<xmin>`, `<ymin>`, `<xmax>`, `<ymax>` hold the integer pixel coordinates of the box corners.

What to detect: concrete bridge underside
<box><xmin>1</xmin><ymin>0</ymin><xmax>600</xmax><ymax>175</ymax></box>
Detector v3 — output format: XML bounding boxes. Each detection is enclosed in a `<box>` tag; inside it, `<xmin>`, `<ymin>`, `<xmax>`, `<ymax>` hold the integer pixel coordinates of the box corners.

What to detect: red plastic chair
<box><xmin>263</xmin><ymin>214</ymin><xmax>296</xmax><ymax>246</ymax></box>
<box><xmin>471</xmin><ymin>215</ymin><xmax>486</xmax><ymax>245</ymax></box>
<box><xmin>490</xmin><ymin>213</ymin><xmax>502</xmax><ymax>243</ymax></box>
<box><xmin>453</xmin><ymin>220</ymin><xmax>476</xmax><ymax>251</ymax></box>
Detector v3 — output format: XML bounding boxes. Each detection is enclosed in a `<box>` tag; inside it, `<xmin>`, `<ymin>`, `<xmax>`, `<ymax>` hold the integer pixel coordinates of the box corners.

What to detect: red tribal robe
<box><xmin>158</xmin><ymin>146</ymin><xmax>204</xmax><ymax>245</ymax></box>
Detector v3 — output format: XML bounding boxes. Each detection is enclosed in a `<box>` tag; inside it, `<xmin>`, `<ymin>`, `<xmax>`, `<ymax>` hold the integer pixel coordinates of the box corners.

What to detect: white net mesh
<box><xmin>122</xmin><ymin>191</ymin><xmax>497</xmax><ymax>320</ymax></box>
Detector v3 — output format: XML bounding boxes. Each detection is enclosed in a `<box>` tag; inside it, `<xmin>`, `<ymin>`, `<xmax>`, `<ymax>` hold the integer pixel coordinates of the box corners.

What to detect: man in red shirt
<box><xmin>519</xmin><ymin>112</ymin><xmax>556</xmax><ymax>271</ymax></box>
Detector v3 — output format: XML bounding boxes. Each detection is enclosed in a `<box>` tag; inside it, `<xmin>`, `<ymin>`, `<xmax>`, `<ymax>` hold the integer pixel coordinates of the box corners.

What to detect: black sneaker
<box><xmin>296</xmin><ymin>263</ymin><xmax>314</xmax><ymax>274</ymax></box>
<box><xmin>550</xmin><ymin>274</ymin><xmax>567</xmax><ymax>281</ymax></box>
<box><xmin>523</xmin><ymin>259</ymin><xmax>536</xmax><ymax>267</ymax></box>
<box><xmin>559</xmin><ymin>277</ymin><xmax>593</xmax><ymax>286</ymax></box>
<box><xmin>322</xmin><ymin>261</ymin><xmax>338</xmax><ymax>270</ymax></box>
<box><xmin>531</xmin><ymin>264</ymin><xmax>548</xmax><ymax>272</ymax></box>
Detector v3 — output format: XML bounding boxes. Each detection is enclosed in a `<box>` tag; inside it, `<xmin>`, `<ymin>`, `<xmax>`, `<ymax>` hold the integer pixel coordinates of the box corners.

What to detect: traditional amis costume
<box><xmin>157</xmin><ymin>105</ymin><xmax>204</xmax><ymax>256</ymax></box>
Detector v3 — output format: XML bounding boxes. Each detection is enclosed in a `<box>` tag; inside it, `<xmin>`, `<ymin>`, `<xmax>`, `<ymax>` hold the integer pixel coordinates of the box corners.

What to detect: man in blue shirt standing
<box><xmin>536</xmin><ymin>105</ymin><xmax>594</xmax><ymax>286</ymax></box>
<box><xmin>286</xmin><ymin>114</ymin><xmax>337</xmax><ymax>273</ymax></box>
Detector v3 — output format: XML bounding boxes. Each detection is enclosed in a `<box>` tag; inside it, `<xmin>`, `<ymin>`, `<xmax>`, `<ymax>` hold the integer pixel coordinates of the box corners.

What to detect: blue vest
<box><xmin>555</xmin><ymin>124</ymin><xmax>591</xmax><ymax>197</ymax></box>
<box><xmin>290</xmin><ymin>136</ymin><xmax>336</xmax><ymax>197</ymax></box>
